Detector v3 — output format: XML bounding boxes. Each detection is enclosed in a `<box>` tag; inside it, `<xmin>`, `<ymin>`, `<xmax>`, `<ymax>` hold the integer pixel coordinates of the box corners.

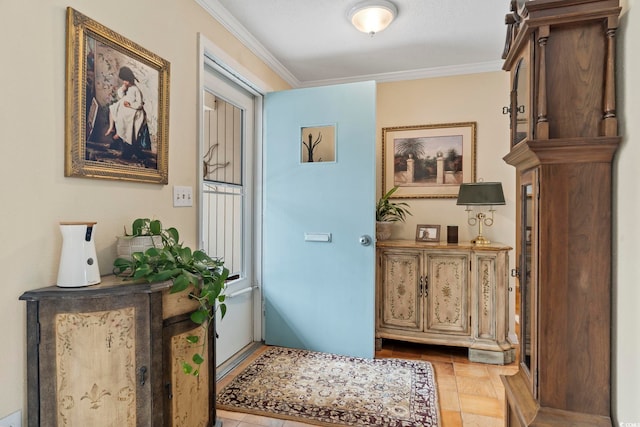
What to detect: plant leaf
<box><xmin>219</xmin><ymin>303</ymin><xmax>227</xmax><ymax>319</ymax></box>
<box><xmin>133</xmin><ymin>264</ymin><xmax>153</xmax><ymax>278</ymax></box>
<box><xmin>149</xmin><ymin>220</ymin><xmax>162</xmax><ymax>235</ymax></box>
<box><xmin>192</xmin><ymin>353</ymin><xmax>204</xmax><ymax>365</ymax></box>
<box><xmin>151</xmin><ymin>269</ymin><xmax>179</xmax><ymax>282</ymax></box>
<box><xmin>171</xmin><ymin>273</ymin><xmax>191</xmax><ymax>293</ymax></box>
<box><xmin>145</xmin><ymin>247</ymin><xmax>162</xmax><ymax>257</ymax></box>
<box><xmin>165</xmin><ymin>227</ymin><xmax>179</xmax><ymax>245</ymax></box>
<box><xmin>190</xmin><ymin>309</ymin><xmax>208</xmax><ymax>325</ymax></box>
<box><xmin>132</xmin><ymin>218</ymin><xmax>146</xmax><ymax>236</ymax></box>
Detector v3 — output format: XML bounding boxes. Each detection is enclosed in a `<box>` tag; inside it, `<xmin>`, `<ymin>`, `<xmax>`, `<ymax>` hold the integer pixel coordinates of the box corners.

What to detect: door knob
<box><xmin>359</xmin><ymin>235</ymin><xmax>372</xmax><ymax>246</ymax></box>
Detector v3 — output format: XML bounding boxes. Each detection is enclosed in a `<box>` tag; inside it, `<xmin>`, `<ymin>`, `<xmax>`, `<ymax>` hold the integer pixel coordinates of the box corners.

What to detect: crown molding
<box><xmin>297</xmin><ymin>60</ymin><xmax>505</xmax><ymax>88</ymax></box>
<box><xmin>195</xmin><ymin>0</ymin><xmax>503</xmax><ymax>89</ymax></box>
<box><xmin>195</xmin><ymin>0</ymin><xmax>301</xmax><ymax>88</ymax></box>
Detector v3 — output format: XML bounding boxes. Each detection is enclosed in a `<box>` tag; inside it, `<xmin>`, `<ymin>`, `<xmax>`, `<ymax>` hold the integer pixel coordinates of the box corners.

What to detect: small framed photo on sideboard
<box><xmin>416</xmin><ymin>224</ymin><xmax>440</xmax><ymax>242</ymax></box>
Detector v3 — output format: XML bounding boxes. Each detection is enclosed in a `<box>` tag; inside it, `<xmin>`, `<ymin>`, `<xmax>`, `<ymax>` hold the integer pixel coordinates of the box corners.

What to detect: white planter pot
<box><xmin>376</xmin><ymin>221</ymin><xmax>394</xmax><ymax>241</ymax></box>
<box><xmin>116</xmin><ymin>235</ymin><xmax>163</xmax><ymax>260</ymax></box>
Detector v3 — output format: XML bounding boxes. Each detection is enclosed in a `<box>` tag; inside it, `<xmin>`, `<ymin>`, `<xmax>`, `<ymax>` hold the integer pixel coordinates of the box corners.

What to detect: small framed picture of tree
<box><xmin>301</xmin><ymin>125</ymin><xmax>336</xmax><ymax>163</ymax></box>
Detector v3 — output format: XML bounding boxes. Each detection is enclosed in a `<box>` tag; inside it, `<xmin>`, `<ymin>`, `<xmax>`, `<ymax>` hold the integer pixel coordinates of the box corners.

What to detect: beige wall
<box><xmin>376</xmin><ymin>73</ymin><xmax>514</xmax><ymax>245</ymax></box>
<box><xmin>0</xmin><ymin>0</ymin><xmax>287</xmax><ymax>418</ymax></box>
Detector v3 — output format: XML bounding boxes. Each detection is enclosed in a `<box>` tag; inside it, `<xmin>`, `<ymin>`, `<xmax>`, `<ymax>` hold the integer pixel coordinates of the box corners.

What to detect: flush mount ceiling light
<box><xmin>347</xmin><ymin>0</ymin><xmax>398</xmax><ymax>36</ymax></box>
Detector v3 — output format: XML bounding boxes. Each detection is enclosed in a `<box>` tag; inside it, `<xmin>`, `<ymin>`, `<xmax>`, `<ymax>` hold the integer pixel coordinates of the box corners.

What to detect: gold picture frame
<box><xmin>382</xmin><ymin>122</ymin><xmax>476</xmax><ymax>198</ymax></box>
<box><xmin>65</xmin><ymin>7</ymin><xmax>170</xmax><ymax>184</ymax></box>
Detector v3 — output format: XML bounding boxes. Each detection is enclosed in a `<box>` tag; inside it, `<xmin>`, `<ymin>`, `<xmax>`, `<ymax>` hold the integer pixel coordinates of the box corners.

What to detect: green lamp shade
<box><xmin>456</xmin><ymin>182</ymin><xmax>505</xmax><ymax>206</ymax></box>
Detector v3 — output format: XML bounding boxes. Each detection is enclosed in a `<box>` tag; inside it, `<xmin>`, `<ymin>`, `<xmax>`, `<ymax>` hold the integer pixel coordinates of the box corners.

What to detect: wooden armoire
<box><xmin>500</xmin><ymin>0</ymin><xmax>621</xmax><ymax>426</ymax></box>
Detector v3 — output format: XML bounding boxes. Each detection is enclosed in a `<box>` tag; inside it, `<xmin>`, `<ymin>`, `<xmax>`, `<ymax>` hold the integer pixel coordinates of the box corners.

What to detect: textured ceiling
<box><xmin>198</xmin><ymin>0</ymin><xmax>509</xmax><ymax>87</ymax></box>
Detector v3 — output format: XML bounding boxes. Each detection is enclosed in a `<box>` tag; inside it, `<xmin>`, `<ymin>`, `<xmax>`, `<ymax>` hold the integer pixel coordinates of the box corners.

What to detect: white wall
<box><xmin>614</xmin><ymin>0</ymin><xmax>640</xmax><ymax>424</ymax></box>
<box><xmin>0</xmin><ymin>0</ymin><xmax>288</xmax><ymax>420</ymax></box>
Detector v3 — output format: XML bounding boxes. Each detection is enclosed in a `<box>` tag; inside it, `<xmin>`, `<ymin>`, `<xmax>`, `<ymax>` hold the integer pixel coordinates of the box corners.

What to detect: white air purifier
<box><xmin>57</xmin><ymin>222</ymin><xmax>101</xmax><ymax>287</ymax></box>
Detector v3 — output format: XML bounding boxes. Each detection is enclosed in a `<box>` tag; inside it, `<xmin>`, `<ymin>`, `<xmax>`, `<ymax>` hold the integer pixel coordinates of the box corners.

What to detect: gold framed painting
<box><xmin>382</xmin><ymin>122</ymin><xmax>477</xmax><ymax>198</ymax></box>
<box><xmin>65</xmin><ymin>7</ymin><xmax>170</xmax><ymax>184</ymax></box>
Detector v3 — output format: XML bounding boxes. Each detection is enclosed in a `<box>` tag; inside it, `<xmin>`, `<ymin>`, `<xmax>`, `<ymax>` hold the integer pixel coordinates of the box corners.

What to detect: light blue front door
<box><xmin>263</xmin><ymin>81</ymin><xmax>376</xmax><ymax>358</ymax></box>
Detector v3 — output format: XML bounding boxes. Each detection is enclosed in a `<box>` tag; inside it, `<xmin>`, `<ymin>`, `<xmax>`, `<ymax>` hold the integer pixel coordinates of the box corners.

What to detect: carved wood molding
<box><xmin>503</xmin><ymin>137</ymin><xmax>620</xmax><ymax>171</ymax></box>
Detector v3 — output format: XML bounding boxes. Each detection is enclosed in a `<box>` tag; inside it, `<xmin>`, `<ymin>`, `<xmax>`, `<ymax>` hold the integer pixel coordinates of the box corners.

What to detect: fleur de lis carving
<box><xmin>81</xmin><ymin>383</ymin><xmax>112</xmax><ymax>409</ymax></box>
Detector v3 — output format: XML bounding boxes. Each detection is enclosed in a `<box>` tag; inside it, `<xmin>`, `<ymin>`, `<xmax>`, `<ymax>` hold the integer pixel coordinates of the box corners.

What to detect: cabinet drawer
<box><xmin>162</xmin><ymin>287</ymin><xmax>200</xmax><ymax>319</ymax></box>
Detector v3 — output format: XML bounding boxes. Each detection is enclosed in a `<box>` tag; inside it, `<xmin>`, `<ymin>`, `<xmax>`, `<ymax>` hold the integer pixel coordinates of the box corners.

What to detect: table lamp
<box><xmin>456</xmin><ymin>182</ymin><xmax>505</xmax><ymax>245</ymax></box>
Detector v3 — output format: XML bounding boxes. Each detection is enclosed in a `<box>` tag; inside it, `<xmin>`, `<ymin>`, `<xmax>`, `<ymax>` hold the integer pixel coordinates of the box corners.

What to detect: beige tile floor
<box><xmin>216</xmin><ymin>340</ymin><xmax>519</xmax><ymax>427</ymax></box>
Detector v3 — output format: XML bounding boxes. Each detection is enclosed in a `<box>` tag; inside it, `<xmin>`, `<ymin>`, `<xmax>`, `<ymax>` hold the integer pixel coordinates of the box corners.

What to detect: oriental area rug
<box><xmin>216</xmin><ymin>346</ymin><xmax>441</xmax><ymax>426</ymax></box>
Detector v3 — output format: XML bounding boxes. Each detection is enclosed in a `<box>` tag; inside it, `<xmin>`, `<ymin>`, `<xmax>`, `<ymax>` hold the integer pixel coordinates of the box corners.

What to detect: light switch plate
<box><xmin>173</xmin><ymin>186</ymin><xmax>193</xmax><ymax>207</ymax></box>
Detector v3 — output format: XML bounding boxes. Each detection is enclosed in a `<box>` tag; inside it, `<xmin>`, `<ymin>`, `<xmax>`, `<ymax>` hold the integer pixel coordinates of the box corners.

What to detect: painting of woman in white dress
<box><xmin>83</xmin><ymin>35</ymin><xmax>159</xmax><ymax>168</ymax></box>
<box><xmin>104</xmin><ymin>66</ymin><xmax>147</xmax><ymax>159</ymax></box>
<box><xmin>65</xmin><ymin>7</ymin><xmax>169</xmax><ymax>184</ymax></box>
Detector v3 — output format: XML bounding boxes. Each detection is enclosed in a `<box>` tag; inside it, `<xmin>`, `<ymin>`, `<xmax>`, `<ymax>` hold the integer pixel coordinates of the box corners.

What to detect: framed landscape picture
<box><xmin>382</xmin><ymin>122</ymin><xmax>476</xmax><ymax>198</ymax></box>
<box><xmin>65</xmin><ymin>7</ymin><xmax>170</xmax><ymax>184</ymax></box>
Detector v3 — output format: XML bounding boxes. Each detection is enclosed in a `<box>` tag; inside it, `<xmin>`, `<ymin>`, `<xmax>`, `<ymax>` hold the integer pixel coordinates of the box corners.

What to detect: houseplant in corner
<box><xmin>376</xmin><ymin>186</ymin><xmax>411</xmax><ymax>240</ymax></box>
<box><xmin>113</xmin><ymin>218</ymin><xmax>229</xmax><ymax>376</ymax></box>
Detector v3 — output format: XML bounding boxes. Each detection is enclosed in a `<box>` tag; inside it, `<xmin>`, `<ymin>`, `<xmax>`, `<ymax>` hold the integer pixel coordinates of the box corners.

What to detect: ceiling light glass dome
<box><xmin>347</xmin><ymin>1</ymin><xmax>398</xmax><ymax>35</ymax></box>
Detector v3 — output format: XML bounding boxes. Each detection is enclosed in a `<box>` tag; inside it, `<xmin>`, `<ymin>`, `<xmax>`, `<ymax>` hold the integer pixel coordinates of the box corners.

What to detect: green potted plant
<box><xmin>113</xmin><ymin>218</ymin><xmax>228</xmax><ymax>376</ymax></box>
<box><xmin>115</xmin><ymin>218</ymin><xmax>165</xmax><ymax>261</ymax></box>
<box><xmin>376</xmin><ymin>186</ymin><xmax>411</xmax><ymax>240</ymax></box>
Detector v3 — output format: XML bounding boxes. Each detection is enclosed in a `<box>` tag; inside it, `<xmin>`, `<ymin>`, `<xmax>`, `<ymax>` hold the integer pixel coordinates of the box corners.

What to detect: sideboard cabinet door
<box><xmin>35</xmin><ymin>294</ymin><xmax>152</xmax><ymax>427</ymax></box>
<box><xmin>378</xmin><ymin>249</ymin><xmax>423</xmax><ymax>332</ymax></box>
<box><xmin>163</xmin><ymin>317</ymin><xmax>215</xmax><ymax>427</ymax></box>
<box><xmin>424</xmin><ymin>251</ymin><xmax>470</xmax><ymax>336</ymax></box>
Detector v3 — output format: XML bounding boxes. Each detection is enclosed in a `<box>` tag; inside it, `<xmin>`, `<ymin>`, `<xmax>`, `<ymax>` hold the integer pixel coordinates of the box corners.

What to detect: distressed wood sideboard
<box><xmin>376</xmin><ymin>240</ymin><xmax>513</xmax><ymax>364</ymax></box>
<box><xmin>20</xmin><ymin>275</ymin><xmax>217</xmax><ymax>427</ymax></box>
